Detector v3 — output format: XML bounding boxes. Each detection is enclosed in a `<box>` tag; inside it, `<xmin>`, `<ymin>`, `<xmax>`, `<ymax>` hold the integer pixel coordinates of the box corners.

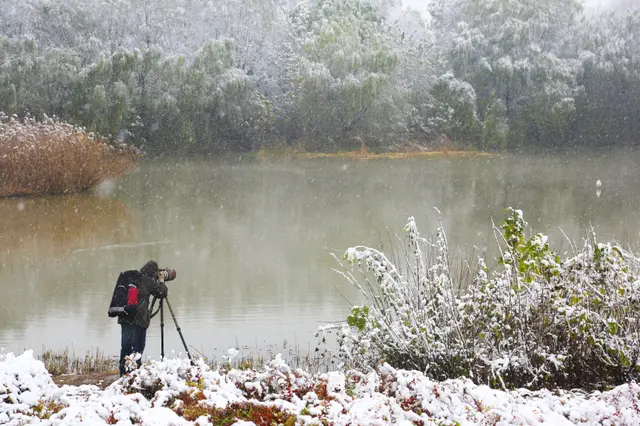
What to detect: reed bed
<box><xmin>39</xmin><ymin>348</ymin><xmax>119</xmax><ymax>376</ymax></box>
<box><xmin>38</xmin><ymin>344</ymin><xmax>336</xmax><ymax>377</ymax></box>
<box><xmin>0</xmin><ymin>113</ymin><xmax>140</xmax><ymax>197</ymax></box>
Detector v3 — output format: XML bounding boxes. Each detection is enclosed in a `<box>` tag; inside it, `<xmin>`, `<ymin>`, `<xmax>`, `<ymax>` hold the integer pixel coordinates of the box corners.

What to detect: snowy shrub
<box><xmin>324</xmin><ymin>208</ymin><xmax>640</xmax><ymax>390</ymax></box>
<box><xmin>0</xmin><ymin>113</ymin><xmax>140</xmax><ymax>196</ymax></box>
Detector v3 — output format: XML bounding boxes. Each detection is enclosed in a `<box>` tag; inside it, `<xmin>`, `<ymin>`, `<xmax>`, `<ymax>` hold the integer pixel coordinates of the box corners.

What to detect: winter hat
<box><xmin>140</xmin><ymin>260</ymin><xmax>159</xmax><ymax>277</ymax></box>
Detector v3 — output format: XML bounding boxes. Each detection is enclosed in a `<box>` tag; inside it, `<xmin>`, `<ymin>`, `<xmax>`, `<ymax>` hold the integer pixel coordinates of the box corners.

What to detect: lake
<box><xmin>1</xmin><ymin>150</ymin><xmax>639</xmax><ymax>362</ymax></box>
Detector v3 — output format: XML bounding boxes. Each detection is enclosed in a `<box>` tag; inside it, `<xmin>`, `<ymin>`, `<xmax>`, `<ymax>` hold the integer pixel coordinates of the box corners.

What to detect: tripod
<box><xmin>150</xmin><ymin>296</ymin><xmax>193</xmax><ymax>363</ymax></box>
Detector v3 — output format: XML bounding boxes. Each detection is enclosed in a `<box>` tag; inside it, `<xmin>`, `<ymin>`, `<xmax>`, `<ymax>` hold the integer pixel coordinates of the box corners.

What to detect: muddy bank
<box><xmin>52</xmin><ymin>372</ymin><xmax>120</xmax><ymax>390</ymax></box>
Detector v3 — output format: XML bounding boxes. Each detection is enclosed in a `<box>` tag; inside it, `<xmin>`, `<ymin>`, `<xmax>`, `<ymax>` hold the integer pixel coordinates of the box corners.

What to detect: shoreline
<box><xmin>37</xmin><ymin>346</ymin><xmax>335</xmax><ymax>378</ymax></box>
<box><xmin>52</xmin><ymin>371</ymin><xmax>120</xmax><ymax>389</ymax></box>
<box><xmin>255</xmin><ymin>148</ymin><xmax>497</xmax><ymax>160</ymax></box>
<box><xmin>1</xmin><ymin>147</ymin><xmax>496</xmax><ymax>198</ymax></box>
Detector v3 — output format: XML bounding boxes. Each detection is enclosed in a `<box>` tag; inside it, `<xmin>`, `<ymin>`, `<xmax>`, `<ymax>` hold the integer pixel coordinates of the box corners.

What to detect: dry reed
<box><xmin>38</xmin><ymin>344</ymin><xmax>336</xmax><ymax>376</ymax></box>
<box><xmin>39</xmin><ymin>348</ymin><xmax>118</xmax><ymax>376</ymax></box>
<box><xmin>0</xmin><ymin>113</ymin><xmax>140</xmax><ymax>197</ymax></box>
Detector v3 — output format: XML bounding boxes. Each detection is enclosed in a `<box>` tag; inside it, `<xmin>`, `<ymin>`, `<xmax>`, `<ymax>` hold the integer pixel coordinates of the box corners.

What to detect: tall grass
<box><xmin>0</xmin><ymin>113</ymin><xmax>140</xmax><ymax>197</ymax></box>
<box><xmin>39</xmin><ymin>348</ymin><xmax>118</xmax><ymax>376</ymax></box>
<box><xmin>198</xmin><ymin>345</ymin><xmax>337</xmax><ymax>374</ymax></box>
<box><xmin>38</xmin><ymin>344</ymin><xmax>336</xmax><ymax>376</ymax></box>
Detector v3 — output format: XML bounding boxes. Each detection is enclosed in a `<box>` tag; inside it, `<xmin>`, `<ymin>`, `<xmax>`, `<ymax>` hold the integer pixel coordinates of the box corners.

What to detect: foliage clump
<box><xmin>31</xmin><ymin>399</ymin><xmax>67</xmax><ymax>419</ymax></box>
<box><xmin>0</xmin><ymin>113</ymin><xmax>140</xmax><ymax>197</ymax></box>
<box><xmin>326</xmin><ymin>208</ymin><xmax>640</xmax><ymax>390</ymax></box>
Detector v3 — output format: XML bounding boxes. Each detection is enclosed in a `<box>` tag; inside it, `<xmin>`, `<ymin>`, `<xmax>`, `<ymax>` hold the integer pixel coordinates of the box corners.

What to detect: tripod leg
<box><xmin>160</xmin><ymin>299</ymin><xmax>165</xmax><ymax>359</ymax></box>
<box><xmin>164</xmin><ymin>298</ymin><xmax>193</xmax><ymax>363</ymax></box>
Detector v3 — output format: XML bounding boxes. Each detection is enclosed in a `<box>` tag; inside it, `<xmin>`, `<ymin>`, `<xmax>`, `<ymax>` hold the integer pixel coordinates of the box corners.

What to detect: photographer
<box><xmin>117</xmin><ymin>260</ymin><xmax>174</xmax><ymax>376</ymax></box>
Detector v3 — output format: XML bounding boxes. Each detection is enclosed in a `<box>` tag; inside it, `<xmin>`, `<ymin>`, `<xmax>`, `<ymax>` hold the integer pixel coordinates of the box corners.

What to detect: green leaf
<box><xmin>347</xmin><ymin>306</ymin><xmax>369</xmax><ymax>331</ymax></box>
<box><xmin>619</xmin><ymin>351</ymin><xmax>631</xmax><ymax>367</ymax></box>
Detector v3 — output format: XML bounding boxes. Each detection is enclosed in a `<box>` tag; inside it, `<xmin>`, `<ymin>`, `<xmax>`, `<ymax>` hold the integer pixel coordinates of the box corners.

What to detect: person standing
<box><xmin>117</xmin><ymin>260</ymin><xmax>169</xmax><ymax>376</ymax></box>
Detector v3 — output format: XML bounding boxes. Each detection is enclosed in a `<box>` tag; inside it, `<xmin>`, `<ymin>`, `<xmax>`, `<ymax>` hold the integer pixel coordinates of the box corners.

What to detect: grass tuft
<box><xmin>38</xmin><ymin>344</ymin><xmax>336</xmax><ymax>377</ymax></box>
<box><xmin>39</xmin><ymin>348</ymin><xmax>118</xmax><ymax>376</ymax></box>
<box><xmin>31</xmin><ymin>399</ymin><xmax>67</xmax><ymax>419</ymax></box>
<box><xmin>0</xmin><ymin>113</ymin><xmax>140</xmax><ymax>197</ymax></box>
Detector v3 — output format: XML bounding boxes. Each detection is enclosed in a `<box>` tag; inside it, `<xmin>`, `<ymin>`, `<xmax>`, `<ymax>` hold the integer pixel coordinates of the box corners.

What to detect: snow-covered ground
<box><xmin>2</xmin><ymin>350</ymin><xmax>639</xmax><ymax>425</ymax></box>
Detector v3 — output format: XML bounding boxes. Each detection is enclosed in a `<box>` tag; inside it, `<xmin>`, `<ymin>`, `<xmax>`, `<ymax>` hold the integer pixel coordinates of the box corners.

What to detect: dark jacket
<box><xmin>118</xmin><ymin>261</ymin><xmax>168</xmax><ymax>329</ymax></box>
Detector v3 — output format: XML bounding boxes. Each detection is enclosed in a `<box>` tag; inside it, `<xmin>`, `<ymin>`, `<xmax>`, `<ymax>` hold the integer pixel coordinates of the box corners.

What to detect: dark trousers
<box><xmin>119</xmin><ymin>323</ymin><xmax>147</xmax><ymax>376</ymax></box>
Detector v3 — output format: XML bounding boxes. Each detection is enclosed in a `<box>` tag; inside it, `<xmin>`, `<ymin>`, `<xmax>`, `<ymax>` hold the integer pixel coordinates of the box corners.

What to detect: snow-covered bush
<box><xmin>325</xmin><ymin>208</ymin><xmax>640</xmax><ymax>390</ymax></box>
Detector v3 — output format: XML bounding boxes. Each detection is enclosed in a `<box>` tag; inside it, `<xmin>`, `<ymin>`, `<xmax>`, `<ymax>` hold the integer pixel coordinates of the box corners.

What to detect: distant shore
<box><xmin>255</xmin><ymin>147</ymin><xmax>497</xmax><ymax>160</ymax></box>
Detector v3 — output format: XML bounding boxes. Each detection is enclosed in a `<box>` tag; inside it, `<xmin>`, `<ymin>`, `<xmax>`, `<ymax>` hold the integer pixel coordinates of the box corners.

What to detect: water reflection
<box><xmin>0</xmin><ymin>195</ymin><xmax>137</xmax><ymax>341</ymax></box>
<box><xmin>1</xmin><ymin>151</ymin><xmax>639</xmax><ymax>360</ymax></box>
<box><xmin>0</xmin><ymin>194</ymin><xmax>137</xmax><ymax>257</ymax></box>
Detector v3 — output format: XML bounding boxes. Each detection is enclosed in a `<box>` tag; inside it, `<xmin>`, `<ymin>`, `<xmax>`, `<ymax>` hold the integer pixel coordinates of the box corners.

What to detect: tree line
<box><xmin>0</xmin><ymin>0</ymin><xmax>638</xmax><ymax>153</ymax></box>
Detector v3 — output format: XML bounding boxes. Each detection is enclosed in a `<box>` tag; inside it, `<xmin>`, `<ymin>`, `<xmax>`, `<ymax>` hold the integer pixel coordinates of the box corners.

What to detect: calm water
<box><xmin>1</xmin><ymin>151</ymin><xmax>639</xmax><ymax>361</ymax></box>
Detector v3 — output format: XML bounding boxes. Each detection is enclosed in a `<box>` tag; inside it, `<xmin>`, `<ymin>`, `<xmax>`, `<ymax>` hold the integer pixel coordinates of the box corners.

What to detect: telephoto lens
<box><xmin>165</xmin><ymin>268</ymin><xmax>177</xmax><ymax>281</ymax></box>
<box><xmin>158</xmin><ymin>268</ymin><xmax>177</xmax><ymax>282</ymax></box>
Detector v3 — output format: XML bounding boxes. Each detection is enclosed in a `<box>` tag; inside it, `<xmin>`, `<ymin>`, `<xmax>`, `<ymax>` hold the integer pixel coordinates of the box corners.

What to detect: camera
<box><xmin>158</xmin><ymin>268</ymin><xmax>177</xmax><ymax>282</ymax></box>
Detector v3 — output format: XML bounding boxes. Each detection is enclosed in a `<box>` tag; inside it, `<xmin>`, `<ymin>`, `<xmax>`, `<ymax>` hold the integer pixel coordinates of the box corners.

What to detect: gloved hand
<box><xmin>124</xmin><ymin>304</ymin><xmax>138</xmax><ymax>316</ymax></box>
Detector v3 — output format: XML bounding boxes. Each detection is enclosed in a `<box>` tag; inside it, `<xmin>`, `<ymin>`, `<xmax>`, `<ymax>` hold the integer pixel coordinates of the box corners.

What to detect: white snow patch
<box><xmin>2</xmin><ymin>350</ymin><xmax>640</xmax><ymax>425</ymax></box>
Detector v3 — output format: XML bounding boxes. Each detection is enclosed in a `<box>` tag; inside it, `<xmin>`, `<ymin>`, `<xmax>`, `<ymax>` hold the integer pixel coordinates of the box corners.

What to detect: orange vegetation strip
<box><xmin>260</xmin><ymin>150</ymin><xmax>497</xmax><ymax>160</ymax></box>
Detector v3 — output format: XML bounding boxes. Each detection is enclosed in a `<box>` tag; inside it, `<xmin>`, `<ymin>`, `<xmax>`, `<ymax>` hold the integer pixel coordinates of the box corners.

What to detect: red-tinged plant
<box><xmin>106</xmin><ymin>412</ymin><xmax>117</xmax><ymax>424</ymax></box>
